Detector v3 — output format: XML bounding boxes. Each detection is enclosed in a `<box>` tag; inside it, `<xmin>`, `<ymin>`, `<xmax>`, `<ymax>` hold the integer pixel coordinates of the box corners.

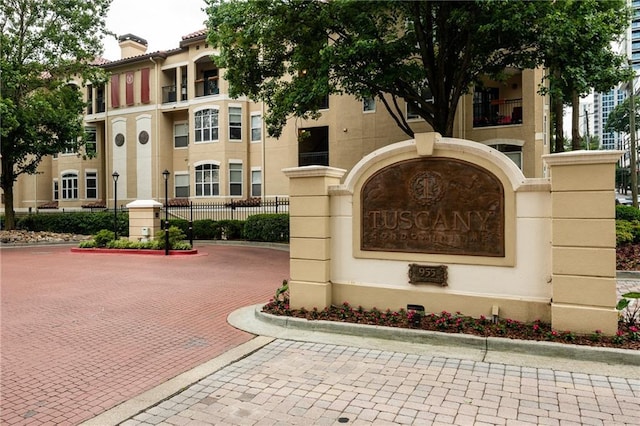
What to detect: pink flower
<box><xmin>630</xmin><ymin>326</ymin><xmax>639</xmax><ymax>333</ymax></box>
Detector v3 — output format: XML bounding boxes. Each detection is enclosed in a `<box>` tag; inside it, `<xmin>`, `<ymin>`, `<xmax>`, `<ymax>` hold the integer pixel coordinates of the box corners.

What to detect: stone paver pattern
<box><xmin>0</xmin><ymin>244</ymin><xmax>289</xmax><ymax>425</ymax></box>
<box><xmin>124</xmin><ymin>339</ymin><xmax>640</xmax><ymax>426</ymax></box>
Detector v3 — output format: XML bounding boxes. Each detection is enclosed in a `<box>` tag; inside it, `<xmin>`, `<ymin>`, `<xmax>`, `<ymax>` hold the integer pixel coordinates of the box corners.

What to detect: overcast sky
<box><xmin>102</xmin><ymin>0</ymin><xmax>208</xmax><ymax>60</ymax></box>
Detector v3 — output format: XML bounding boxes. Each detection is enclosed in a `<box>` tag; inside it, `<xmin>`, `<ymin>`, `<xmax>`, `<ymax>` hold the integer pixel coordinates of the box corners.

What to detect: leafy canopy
<box><xmin>1</xmin><ymin>0</ymin><xmax>112</xmax><ymax>229</ymax></box>
<box><xmin>206</xmin><ymin>0</ymin><xmax>548</xmax><ymax>138</ymax></box>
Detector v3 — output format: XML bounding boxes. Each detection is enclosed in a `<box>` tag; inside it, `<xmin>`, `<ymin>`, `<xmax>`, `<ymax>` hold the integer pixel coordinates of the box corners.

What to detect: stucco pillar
<box><xmin>126</xmin><ymin>199</ymin><xmax>163</xmax><ymax>242</ymax></box>
<box><xmin>283</xmin><ymin>166</ymin><xmax>346</xmax><ymax>309</ymax></box>
<box><xmin>543</xmin><ymin>150</ymin><xmax>623</xmax><ymax>335</ymax></box>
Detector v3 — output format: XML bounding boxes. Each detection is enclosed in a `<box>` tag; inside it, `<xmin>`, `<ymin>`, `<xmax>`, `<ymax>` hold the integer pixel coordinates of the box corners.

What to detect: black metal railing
<box><xmin>162</xmin><ymin>85</ymin><xmax>177</xmax><ymax>103</ymax></box>
<box><xmin>164</xmin><ymin>197</ymin><xmax>289</xmax><ymax>222</ymax></box>
<box><xmin>473</xmin><ymin>98</ymin><xmax>522</xmax><ymax>128</ymax></box>
<box><xmin>299</xmin><ymin>151</ymin><xmax>329</xmax><ymax>167</ymax></box>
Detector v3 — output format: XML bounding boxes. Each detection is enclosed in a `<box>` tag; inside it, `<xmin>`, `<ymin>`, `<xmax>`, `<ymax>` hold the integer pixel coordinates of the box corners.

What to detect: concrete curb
<box><xmin>617</xmin><ymin>270</ymin><xmax>640</xmax><ymax>279</ymax></box>
<box><xmin>254</xmin><ymin>305</ymin><xmax>640</xmax><ymax>366</ymax></box>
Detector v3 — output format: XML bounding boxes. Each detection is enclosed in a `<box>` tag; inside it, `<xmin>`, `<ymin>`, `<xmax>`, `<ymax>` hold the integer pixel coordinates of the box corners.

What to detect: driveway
<box><xmin>0</xmin><ymin>244</ymin><xmax>289</xmax><ymax>425</ymax></box>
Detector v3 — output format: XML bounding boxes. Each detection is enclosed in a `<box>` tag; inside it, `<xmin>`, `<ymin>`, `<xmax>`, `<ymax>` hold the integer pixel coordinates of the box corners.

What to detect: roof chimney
<box><xmin>117</xmin><ymin>34</ymin><xmax>148</xmax><ymax>59</ymax></box>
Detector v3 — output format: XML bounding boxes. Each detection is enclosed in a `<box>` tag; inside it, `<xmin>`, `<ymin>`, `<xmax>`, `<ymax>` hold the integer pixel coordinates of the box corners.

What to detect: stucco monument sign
<box><xmin>361</xmin><ymin>157</ymin><xmax>504</xmax><ymax>257</ymax></box>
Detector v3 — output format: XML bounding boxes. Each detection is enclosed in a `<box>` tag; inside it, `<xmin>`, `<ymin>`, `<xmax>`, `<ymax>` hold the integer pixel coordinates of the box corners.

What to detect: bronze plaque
<box><xmin>409</xmin><ymin>264</ymin><xmax>448</xmax><ymax>286</ymax></box>
<box><xmin>361</xmin><ymin>157</ymin><xmax>504</xmax><ymax>257</ymax></box>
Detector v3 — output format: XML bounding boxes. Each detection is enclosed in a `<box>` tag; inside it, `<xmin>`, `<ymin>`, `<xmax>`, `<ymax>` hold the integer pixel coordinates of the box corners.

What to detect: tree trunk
<box><xmin>571</xmin><ymin>91</ymin><xmax>581</xmax><ymax>150</ymax></box>
<box><xmin>553</xmin><ymin>95</ymin><xmax>565</xmax><ymax>153</ymax></box>
<box><xmin>1</xmin><ymin>159</ymin><xmax>16</xmax><ymax>230</ymax></box>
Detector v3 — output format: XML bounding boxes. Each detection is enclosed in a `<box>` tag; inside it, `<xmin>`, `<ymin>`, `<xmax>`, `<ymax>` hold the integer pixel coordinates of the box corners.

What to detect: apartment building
<box><xmin>3</xmin><ymin>30</ymin><xmax>549</xmax><ymax>212</ymax></box>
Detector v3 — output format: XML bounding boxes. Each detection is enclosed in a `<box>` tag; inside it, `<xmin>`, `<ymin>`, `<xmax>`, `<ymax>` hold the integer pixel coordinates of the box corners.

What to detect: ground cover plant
<box><xmin>263</xmin><ymin>283</ymin><xmax>640</xmax><ymax>351</ymax></box>
<box><xmin>616</xmin><ymin>205</ymin><xmax>640</xmax><ymax>271</ymax></box>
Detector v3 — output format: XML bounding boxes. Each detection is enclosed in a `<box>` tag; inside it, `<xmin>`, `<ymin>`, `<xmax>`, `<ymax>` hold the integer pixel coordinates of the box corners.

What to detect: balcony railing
<box><xmin>473</xmin><ymin>98</ymin><xmax>522</xmax><ymax>128</ymax></box>
<box><xmin>299</xmin><ymin>151</ymin><xmax>329</xmax><ymax>167</ymax></box>
<box><xmin>195</xmin><ymin>78</ymin><xmax>220</xmax><ymax>98</ymax></box>
<box><xmin>163</xmin><ymin>85</ymin><xmax>177</xmax><ymax>103</ymax></box>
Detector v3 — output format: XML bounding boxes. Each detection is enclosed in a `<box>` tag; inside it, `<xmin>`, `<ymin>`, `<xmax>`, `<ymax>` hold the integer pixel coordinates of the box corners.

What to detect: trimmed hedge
<box><xmin>243</xmin><ymin>214</ymin><xmax>289</xmax><ymax>242</ymax></box>
<box><xmin>616</xmin><ymin>205</ymin><xmax>640</xmax><ymax>222</ymax></box>
<box><xmin>15</xmin><ymin>212</ymin><xmax>128</xmax><ymax>236</ymax></box>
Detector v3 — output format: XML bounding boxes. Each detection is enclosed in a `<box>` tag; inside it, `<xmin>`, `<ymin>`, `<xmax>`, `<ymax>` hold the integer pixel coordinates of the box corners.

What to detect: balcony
<box><xmin>195</xmin><ymin>77</ymin><xmax>219</xmax><ymax>98</ymax></box>
<box><xmin>299</xmin><ymin>151</ymin><xmax>329</xmax><ymax>166</ymax></box>
<box><xmin>473</xmin><ymin>98</ymin><xmax>522</xmax><ymax>128</ymax></box>
<box><xmin>163</xmin><ymin>85</ymin><xmax>177</xmax><ymax>103</ymax></box>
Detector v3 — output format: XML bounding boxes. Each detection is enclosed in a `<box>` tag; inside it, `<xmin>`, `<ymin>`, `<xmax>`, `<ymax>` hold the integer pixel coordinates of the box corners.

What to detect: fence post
<box><xmin>275</xmin><ymin>196</ymin><xmax>279</xmax><ymax>214</ymax></box>
<box><xmin>189</xmin><ymin>201</ymin><xmax>194</xmax><ymax>246</ymax></box>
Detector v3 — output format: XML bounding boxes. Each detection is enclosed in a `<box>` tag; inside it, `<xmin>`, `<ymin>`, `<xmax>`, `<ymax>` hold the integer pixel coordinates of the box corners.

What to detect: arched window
<box><xmin>194</xmin><ymin>108</ymin><xmax>218</xmax><ymax>142</ymax></box>
<box><xmin>195</xmin><ymin>163</ymin><xmax>219</xmax><ymax>196</ymax></box>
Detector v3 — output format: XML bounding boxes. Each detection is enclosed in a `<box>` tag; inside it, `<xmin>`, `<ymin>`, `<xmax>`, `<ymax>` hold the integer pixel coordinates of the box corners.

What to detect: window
<box><xmin>229</xmin><ymin>163</ymin><xmax>243</xmax><ymax>196</ymax></box>
<box><xmin>229</xmin><ymin>107</ymin><xmax>242</xmax><ymax>140</ymax></box>
<box><xmin>174</xmin><ymin>123</ymin><xmax>188</xmax><ymax>148</ymax></box>
<box><xmin>85</xmin><ymin>127</ymin><xmax>97</xmax><ymax>156</ymax></box>
<box><xmin>195</xmin><ymin>163</ymin><xmax>219</xmax><ymax>196</ymax></box>
<box><xmin>175</xmin><ymin>174</ymin><xmax>190</xmax><ymax>197</ymax></box>
<box><xmin>53</xmin><ymin>179</ymin><xmax>59</xmax><ymax>201</ymax></box>
<box><xmin>251</xmin><ymin>114</ymin><xmax>262</xmax><ymax>142</ymax></box>
<box><xmin>406</xmin><ymin>101</ymin><xmax>420</xmax><ymax>120</ymax></box>
<box><xmin>195</xmin><ymin>108</ymin><xmax>218</xmax><ymax>142</ymax></box>
<box><xmin>363</xmin><ymin>97</ymin><xmax>376</xmax><ymax>112</ymax></box>
<box><xmin>62</xmin><ymin>142</ymin><xmax>77</xmax><ymax>155</ymax></box>
<box><xmin>251</xmin><ymin>169</ymin><xmax>261</xmax><ymax>197</ymax></box>
<box><xmin>62</xmin><ymin>172</ymin><xmax>78</xmax><ymax>199</ymax></box>
<box><xmin>85</xmin><ymin>171</ymin><xmax>97</xmax><ymax>199</ymax></box>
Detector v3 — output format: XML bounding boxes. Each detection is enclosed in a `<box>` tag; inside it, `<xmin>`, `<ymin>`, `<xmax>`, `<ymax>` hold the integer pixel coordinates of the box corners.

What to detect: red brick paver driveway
<box><xmin>0</xmin><ymin>244</ymin><xmax>289</xmax><ymax>425</ymax></box>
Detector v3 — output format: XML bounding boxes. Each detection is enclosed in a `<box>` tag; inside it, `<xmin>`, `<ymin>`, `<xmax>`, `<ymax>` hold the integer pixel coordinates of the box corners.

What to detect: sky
<box><xmin>102</xmin><ymin>0</ymin><xmax>208</xmax><ymax>61</ymax></box>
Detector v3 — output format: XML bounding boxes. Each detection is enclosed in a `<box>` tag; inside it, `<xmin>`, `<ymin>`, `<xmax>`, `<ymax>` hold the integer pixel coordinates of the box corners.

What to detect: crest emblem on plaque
<box><xmin>409</xmin><ymin>171</ymin><xmax>445</xmax><ymax>206</ymax></box>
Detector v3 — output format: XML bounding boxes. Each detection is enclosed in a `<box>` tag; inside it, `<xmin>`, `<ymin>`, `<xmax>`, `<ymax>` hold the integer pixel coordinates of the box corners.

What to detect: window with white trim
<box><xmin>229</xmin><ymin>106</ymin><xmax>242</xmax><ymax>140</ymax></box>
<box><xmin>62</xmin><ymin>172</ymin><xmax>78</xmax><ymax>199</ymax></box>
<box><xmin>250</xmin><ymin>114</ymin><xmax>262</xmax><ymax>142</ymax></box>
<box><xmin>251</xmin><ymin>169</ymin><xmax>261</xmax><ymax>197</ymax></box>
<box><xmin>53</xmin><ymin>179</ymin><xmax>59</xmax><ymax>201</ymax></box>
<box><xmin>195</xmin><ymin>108</ymin><xmax>218</xmax><ymax>142</ymax></box>
<box><xmin>195</xmin><ymin>163</ymin><xmax>219</xmax><ymax>196</ymax></box>
<box><xmin>363</xmin><ymin>97</ymin><xmax>376</xmax><ymax>112</ymax></box>
<box><xmin>175</xmin><ymin>174</ymin><xmax>190</xmax><ymax>197</ymax></box>
<box><xmin>85</xmin><ymin>127</ymin><xmax>97</xmax><ymax>156</ymax></box>
<box><xmin>174</xmin><ymin>123</ymin><xmax>188</xmax><ymax>148</ymax></box>
<box><xmin>407</xmin><ymin>101</ymin><xmax>420</xmax><ymax>120</ymax></box>
<box><xmin>229</xmin><ymin>163</ymin><xmax>243</xmax><ymax>196</ymax></box>
<box><xmin>85</xmin><ymin>171</ymin><xmax>97</xmax><ymax>199</ymax></box>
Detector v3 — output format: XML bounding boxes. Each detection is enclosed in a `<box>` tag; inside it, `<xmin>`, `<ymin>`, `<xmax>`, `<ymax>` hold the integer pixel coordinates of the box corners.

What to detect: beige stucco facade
<box><xmin>3</xmin><ymin>30</ymin><xmax>549</xmax><ymax>213</ymax></box>
<box><xmin>285</xmin><ymin>134</ymin><xmax>621</xmax><ymax>335</ymax></box>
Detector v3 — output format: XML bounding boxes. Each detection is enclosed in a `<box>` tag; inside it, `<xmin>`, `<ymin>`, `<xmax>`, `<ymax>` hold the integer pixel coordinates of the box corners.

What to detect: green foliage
<box><xmin>78</xmin><ymin>240</ymin><xmax>97</xmax><ymax>248</ymax></box>
<box><xmin>207</xmin><ymin>0</ymin><xmax>548</xmax><ymax>139</ymax></box>
<box><xmin>217</xmin><ymin>220</ymin><xmax>245</xmax><ymax>240</ymax></box>
<box><xmin>154</xmin><ymin>226</ymin><xmax>189</xmax><ymax>249</ymax></box>
<box><xmin>243</xmin><ymin>214</ymin><xmax>289</xmax><ymax>242</ymax></box>
<box><xmin>605</xmin><ymin>96</ymin><xmax>640</xmax><ymax>134</ymax></box>
<box><xmin>616</xmin><ymin>220</ymin><xmax>640</xmax><ymax>245</ymax></box>
<box><xmin>616</xmin><ymin>205</ymin><xmax>640</xmax><ymax>222</ymax></box>
<box><xmin>192</xmin><ymin>219</ymin><xmax>218</xmax><ymax>240</ymax></box>
<box><xmin>1</xmin><ymin>0</ymin><xmax>112</xmax><ymax>230</ymax></box>
<box><xmin>94</xmin><ymin>229</ymin><xmax>115</xmax><ymax>248</ymax></box>
<box><xmin>16</xmin><ymin>212</ymin><xmax>128</xmax><ymax>236</ymax></box>
<box><xmin>168</xmin><ymin>219</ymin><xmax>189</xmax><ymax>235</ymax></box>
<box><xmin>616</xmin><ymin>292</ymin><xmax>640</xmax><ymax>327</ymax></box>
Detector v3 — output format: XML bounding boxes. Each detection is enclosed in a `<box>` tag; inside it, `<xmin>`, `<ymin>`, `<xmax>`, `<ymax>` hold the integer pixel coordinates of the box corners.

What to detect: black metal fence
<box><xmin>165</xmin><ymin>197</ymin><xmax>289</xmax><ymax>222</ymax></box>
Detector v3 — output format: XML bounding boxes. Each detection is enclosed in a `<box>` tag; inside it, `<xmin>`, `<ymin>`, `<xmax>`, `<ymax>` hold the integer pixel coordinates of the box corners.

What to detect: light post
<box><xmin>162</xmin><ymin>169</ymin><xmax>170</xmax><ymax>255</ymax></box>
<box><xmin>112</xmin><ymin>172</ymin><xmax>119</xmax><ymax>239</ymax></box>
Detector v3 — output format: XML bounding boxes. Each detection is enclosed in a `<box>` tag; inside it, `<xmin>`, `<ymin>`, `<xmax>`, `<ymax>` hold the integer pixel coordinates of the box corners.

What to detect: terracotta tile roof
<box><xmin>182</xmin><ymin>29</ymin><xmax>208</xmax><ymax>41</ymax></box>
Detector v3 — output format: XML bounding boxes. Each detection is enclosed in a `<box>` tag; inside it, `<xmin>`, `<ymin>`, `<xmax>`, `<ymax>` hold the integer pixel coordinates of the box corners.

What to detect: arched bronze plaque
<box><xmin>361</xmin><ymin>157</ymin><xmax>504</xmax><ymax>257</ymax></box>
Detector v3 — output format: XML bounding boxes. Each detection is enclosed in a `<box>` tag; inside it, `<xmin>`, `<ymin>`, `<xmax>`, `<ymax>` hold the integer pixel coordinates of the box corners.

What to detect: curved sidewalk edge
<box><xmin>79</xmin><ymin>336</ymin><xmax>274</xmax><ymax>426</ymax></box>
<box><xmin>228</xmin><ymin>304</ymin><xmax>640</xmax><ymax>376</ymax></box>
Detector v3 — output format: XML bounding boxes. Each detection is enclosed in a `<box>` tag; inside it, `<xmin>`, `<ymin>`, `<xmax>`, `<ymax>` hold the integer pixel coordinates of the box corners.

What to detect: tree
<box><xmin>539</xmin><ymin>0</ymin><xmax>631</xmax><ymax>152</ymax></box>
<box><xmin>206</xmin><ymin>0</ymin><xmax>548</xmax><ymax>139</ymax></box>
<box><xmin>1</xmin><ymin>0</ymin><xmax>112</xmax><ymax>230</ymax></box>
<box><xmin>605</xmin><ymin>96</ymin><xmax>640</xmax><ymax>135</ymax></box>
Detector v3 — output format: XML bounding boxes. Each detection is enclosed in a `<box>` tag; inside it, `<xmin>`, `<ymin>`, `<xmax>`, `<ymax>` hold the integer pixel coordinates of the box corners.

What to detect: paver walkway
<box><xmin>0</xmin><ymin>244</ymin><xmax>289</xmax><ymax>425</ymax></box>
<box><xmin>123</xmin><ymin>339</ymin><xmax>640</xmax><ymax>425</ymax></box>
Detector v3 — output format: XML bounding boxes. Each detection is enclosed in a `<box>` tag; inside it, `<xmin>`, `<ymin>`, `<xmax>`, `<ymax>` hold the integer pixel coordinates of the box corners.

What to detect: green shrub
<box><xmin>244</xmin><ymin>214</ymin><xmax>289</xmax><ymax>242</ymax></box>
<box><xmin>16</xmin><ymin>211</ymin><xmax>128</xmax><ymax>236</ymax></box>
<box><xmin>168</xmin><ymin>219</ymin><xmax>189</xmax><ymax>235</ymax></box>
<box><xmin>154</xmin><ymin>226</ymin><xmax>189</xmax><ymax>249</ymax></box>
<box><xmin>217</xmin><ymin>220</ymin><xmax>245</xmax><ymax>240</ymax></box>
<box><xmin>193</xmin><ymin>219</ymin><xmax>218</xmax><ymax>240</ymax></box>
<box><xmin>78</xmin><ymin>240</ymin><xmax>97</xmax><ymax>248</ymax></box>
<box><xmin>616</xmin><ymin>205</ymin><xmax>640</xmax><ymax>222</ymax></box>
<box><xmin>94</xmin><ymin>229</ymin><xmax>115</xmax><ymax>247</ymax></box>
<box><xmin>617</xmin><ymin>220</ymin><xmax>640</xmax><ymax>245</ymax></box>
